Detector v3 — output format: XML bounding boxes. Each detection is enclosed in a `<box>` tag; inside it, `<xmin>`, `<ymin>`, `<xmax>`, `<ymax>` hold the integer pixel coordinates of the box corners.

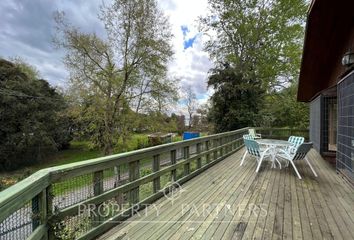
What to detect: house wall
<box><xmin>310</xmin><ymin>95</ymin><xmax>322</xmax><ymax>152</ymax></box>
<box><xmin>337</xmin><ymin>71</ymin><xmax>354</xmax><ymax>181</ymax></box>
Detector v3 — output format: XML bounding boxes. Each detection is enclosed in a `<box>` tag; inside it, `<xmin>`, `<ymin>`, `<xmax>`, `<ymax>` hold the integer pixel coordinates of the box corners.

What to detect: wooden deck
<box><xmin>98</xmin><ymin>148</ymin><xmax>354</xmax><ymax>240</ymax></box>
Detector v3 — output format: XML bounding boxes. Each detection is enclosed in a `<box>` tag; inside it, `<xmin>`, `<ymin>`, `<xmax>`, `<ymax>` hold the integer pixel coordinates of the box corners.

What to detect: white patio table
<box><xmin>256</xmin><ymin>139</ymin><xmax>291</xmax><ymax>169</ymax></box>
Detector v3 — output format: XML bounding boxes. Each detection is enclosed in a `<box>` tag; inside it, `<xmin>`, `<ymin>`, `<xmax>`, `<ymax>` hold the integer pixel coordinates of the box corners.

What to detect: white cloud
<box><xmin>159</xmin><ymin>0</ymin><xmax>213</xmax><ymax>114</ymax></box>
<box><xmin>0</xmin><ymin>0</ymin><xmax>213</xmax><ymax>114</ymax></box>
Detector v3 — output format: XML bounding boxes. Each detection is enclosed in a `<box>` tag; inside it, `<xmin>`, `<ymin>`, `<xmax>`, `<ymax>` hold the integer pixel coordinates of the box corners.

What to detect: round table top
<box><xmin>256</xmin><ymin>139</ymin><xmax>291</xmax><ymax>146</ymax></box>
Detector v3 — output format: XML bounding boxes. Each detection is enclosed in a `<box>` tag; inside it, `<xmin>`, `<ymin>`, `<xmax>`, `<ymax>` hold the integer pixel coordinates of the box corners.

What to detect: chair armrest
<box><xmin>288</xmin><ymin>146</ymin><xmax>297</xmax><ymax>154</ymax></box>
<box><xmin>277</xmin><ymin>149</ymin><xmax>293</xmax><ymax>160</ymax></box>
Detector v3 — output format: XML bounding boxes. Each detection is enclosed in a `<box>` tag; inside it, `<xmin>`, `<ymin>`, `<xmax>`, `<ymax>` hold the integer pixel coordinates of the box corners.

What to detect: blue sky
<box><xmin>181</xmin><ymin>25</ymin><xmax>198</xmax><ymax>49</ymax></box>
<box><xmin>0</xmin><ymin>0</ymin><xmax>212</xmax><ymax>114</ymax></box>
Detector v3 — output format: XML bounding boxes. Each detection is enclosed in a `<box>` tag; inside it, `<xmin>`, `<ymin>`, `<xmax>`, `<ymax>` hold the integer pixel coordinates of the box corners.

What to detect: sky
<box><xmin>0</xmin><ymin>0</ymin><xmax>213</xmax><ymax>114</ymax></box>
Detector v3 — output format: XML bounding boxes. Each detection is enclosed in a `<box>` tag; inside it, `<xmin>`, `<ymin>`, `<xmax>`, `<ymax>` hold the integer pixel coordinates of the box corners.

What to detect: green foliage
<box><xmin>208</xmin><ymin>66</ymin><xmax>265</xmax><ymax>132</ymax></box>
<box><xmin>54</xmin><ymin>0</ymin><xmax>175</xmax><ymax>155</ymax></box>
<box><xmin>201</xmin><ymin>0</ymin><xmax>307</xmax><ymax>86</ymax></box>
<box><xmin>201</xmin><ymin>0</ymin><xmax>308</xmax><ymax>130</ymax></box>
<box><xmin>260</xmin><ymin>83</ymin><xmax>309</xmax><ymax>128</ymax></box>
<box><xmin>0</xmin><ymin>59</ymin><xmax>72</xmax><ymax>170</ymax></box>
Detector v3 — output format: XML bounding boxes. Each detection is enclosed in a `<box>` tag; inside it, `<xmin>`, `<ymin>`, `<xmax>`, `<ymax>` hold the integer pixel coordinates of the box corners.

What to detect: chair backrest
<box><xmin>243</xmin><ymin>134</ymin><xmax>254</xmax><ymax>140</ymax></box>
<box><xmin>288</xmin><ymin>136</ymin><xmax>305</xmax><ymax>147</ymax></box>
<box><xmin>248</xmin><ymin>129</ymin><xmax>257</xmax><ymax>138</ymax></box>
<box><xmin>244</xmin><ymin>139</ymin><xmax>261</xmax><ymax>157</ymax></box>
<box><xmin>293</xmin><ymin>142</ymin><xmax>313</xmax><ymax>161</ymax></box>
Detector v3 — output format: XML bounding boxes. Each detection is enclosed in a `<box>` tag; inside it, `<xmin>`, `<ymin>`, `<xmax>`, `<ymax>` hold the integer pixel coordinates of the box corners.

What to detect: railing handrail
<box><xmin>254</xmin><ymin>127</ymin><xmax>309</xmax><ymax>131</ymax></box>
<box><xmin>0</xmin><ymin>127</ymin><xmax>249</xmax><ymax>222</ymax></box>
<box><xmin>49</xmin><ymin>127</ymin><xmax>249</xmax><ymax>181</ymax></box>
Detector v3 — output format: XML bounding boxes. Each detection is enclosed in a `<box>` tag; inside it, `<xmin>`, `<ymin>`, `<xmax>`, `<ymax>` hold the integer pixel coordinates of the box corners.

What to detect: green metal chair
<box><xmin>248</xmin><ymin>128</ymin><xmax>261</xmax><ymax>139</ymax></box>
<box><xmin>288</xmin><ymin>136</ymin><xmax>305</xmax><ymax>151</ymax></box>
<box><xmin>241</xmin><ymin>137</ymin><xmax>271</xmax><ymax>168</ymax></box>
<box><xmin>284</xmin><ymin>136</ymin><xmax>305</xmax><ymax>166</ymax></box>
<box><xmin>243</xmin><ymin>134</ymin><xmax>254</xmax><ymax>140</ymax></box>
<box><xmin>277</xmin><ymin>142</ymin><xmax>317</xmax><ymax>179</ymax></box>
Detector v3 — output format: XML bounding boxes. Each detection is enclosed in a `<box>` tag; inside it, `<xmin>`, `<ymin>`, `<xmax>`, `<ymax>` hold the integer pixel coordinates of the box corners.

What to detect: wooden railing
<box><xmin>256</xmin><ymin>128</ymin><xmax>309</xmax><ymax>141</ymax></box>
<box><xmin>0</xmin><ymin>127</ymin><xmax>249</xmax><ymax>240</ymax></box>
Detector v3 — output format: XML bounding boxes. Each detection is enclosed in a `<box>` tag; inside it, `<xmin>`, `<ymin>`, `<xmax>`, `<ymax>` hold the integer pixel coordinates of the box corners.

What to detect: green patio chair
<box><xmin>277</xmin><ymin>142</ymin><xmax>317</xmax><ymax>179</ymax></box>
<box><xmin>240</xmin><ymin>137</ymin><xmax>271</xmax><ymax>168</ymax></box>
<box><xmin>288</xmin><ymin>136</ymin><xmax>304</xmax><ymax>150</ymax></box>
<box><xmin>248</xmin><ymin>128</ymin><xmax>261</xmax><ymax>139</ymax></box>
<box><xmin>243</xmin><ymin>134</ymin><xmax>254</xmax><ymax>140</ymax></box>
<box><xmin>240</xmin><ymin>135</ymin><xmax>254</xmax><ymax>166</ymax></box>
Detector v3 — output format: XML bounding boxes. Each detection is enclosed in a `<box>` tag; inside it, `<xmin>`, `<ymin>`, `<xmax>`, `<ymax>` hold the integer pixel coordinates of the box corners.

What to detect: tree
<box><xmin>207</xmin><ymin>66</ymin><xmax>264</xmax><ymax>132</ymax></box>
<box><xmin>201</xmin><ymin>0</ymin><xmax>307</xmax><ymax>130</ymax></box>
<box><xmin>0</xmin><ymin>59</ymin><xmax>71</xmax><ymax>170</ymax></box>
<box><xmin>260</xmin><ymin>83</ymin><xmax>309</xmax><ymax>128</ymax></box>
<box><xmin>171</xmin><ymin>113</ymin><xmax>186</xmax><ymax>134</ymax></box>
<box><xmin>131</xmin><ymin>74</ymin><xmax>179</xmax><ymax>114</ymax></box>
<box><xmin>54</xmin><ymin>0</ymin><xmax>174</xmax><ymax>155</ymax></box>
<box><xmin>200</xmin><ymin>0</ymin><xmax>306</xmax><ymax>88</ymax></box>
<box><xmin>183</xmin><ymin>87</ymin><xmax>198</xmax><ymax>129</ymax></box>
<box><xmin>196</xmin><ymin>103</ymin><xmax>213</xmax><ymax>132</ymax></box>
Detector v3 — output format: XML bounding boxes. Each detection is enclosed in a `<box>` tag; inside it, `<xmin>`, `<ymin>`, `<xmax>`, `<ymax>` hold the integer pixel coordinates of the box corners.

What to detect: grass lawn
<box><xmin>0</xmin><ymin>133</ymin><xmax>188</xmax><ymax>190</ymax></box>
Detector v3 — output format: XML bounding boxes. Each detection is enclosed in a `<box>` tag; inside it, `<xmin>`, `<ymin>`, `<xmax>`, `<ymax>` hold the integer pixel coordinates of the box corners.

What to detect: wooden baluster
<box><xmin>213</xmin><ymin>138</ymin><xmax>218</xmax><ymax>160</ymax></box>
<box><xmin>171</xmin><ymin>150</ymin><xmax>177</xmax><ymax>182</ymax></box>
<box><xmin>206</xmin><ymin>140</ymin><xmax>210</xmax><ymax>164</ymax></box>
<box><xmin>220</xmin><ymin>137</ymin><xmax>224</xmax><ymax>157</ymax></box>
<box><xmin>183</xmin><ymin>146</ymin><xmax>190</xmax><ymax>176</ymax></box>
<box><xmin>153</xmin><ymin>154</ymin><xmax>161</xmax><ymax>193</ymax></box>
<box><xmin>31</xmin><ymin>195</ymin><xmax>40</xmax><ymax>231</ymax></box>
<box><xmin>129</xmin><ymin>160</ymin><xmax>140</xmax><ymax>205</ymax></box>
<box><xmin>196</xmin><ymin>143</ymin><xmax>202</xmax><ymax>169</ymax></box>
<box><xmin>114</xmin><ymin>165</ymin><xmax>124</xmax><ymax>207</ymax></box>
<box><xmin>31</xmin><ymin>188</ymin><xmax>50</xmax><ymax>239</ymax></box>
<box><xmin>227</xmin><ymin>136</ymin><xmax>231</xmax><ymax>152</ymax></box>
<box><xmin>93</xmin><ymin>170</ymin><xmax>104</xmax><ymax>226</ymax></box>
<box><xmin>232</xmin><ymin>135</ymin><xmax>235</xmax><ymax>150</ymax></box>
<box><xmin>47</xmin><ymin>185</ymin><xmax>54</xmax><ymax>240</ymax></box>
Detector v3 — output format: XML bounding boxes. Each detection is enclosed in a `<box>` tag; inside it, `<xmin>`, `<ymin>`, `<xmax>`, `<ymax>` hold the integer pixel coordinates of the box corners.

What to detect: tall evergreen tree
<box><xmin>0</xmin><ymin>59</ymin><xmax>71</xmax><ymax>170</ymax></box>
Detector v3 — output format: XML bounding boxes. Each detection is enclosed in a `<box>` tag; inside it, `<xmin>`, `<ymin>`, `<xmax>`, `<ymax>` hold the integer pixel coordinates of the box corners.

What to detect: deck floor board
<box><xmin>97</xmin><ymin>149</ymin><xmax>354</xmax><ymax>240</ymax></box>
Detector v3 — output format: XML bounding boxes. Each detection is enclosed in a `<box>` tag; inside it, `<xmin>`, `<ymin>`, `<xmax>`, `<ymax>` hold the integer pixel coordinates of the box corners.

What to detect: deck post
<box><xmin>183</xmin><ymin>146</ymin><xmax>190</xmax><ymax>176</ymax></box>
<box><xmin>93</xmin><ymin>170</ymin><xmax>104</xmax><ymax>226</ymax></box>
<box><xmin>220</xmin><ymin>137</ymin><xmax>224</xmax><ymax>157</ymax></box>
<box><xmin>40</xmin><ymin>189</ymin><xmax>48</xmax><ymax>240</ymax></box>
<box><xmin>153</xmin><ymin>154</ymin><xmax>161</xmax><ymax>193</ymax></box>
<box><xmin>170</xmin><ymin>150</ymin><xmax>177</xmax><ymax>182</ymax></box>
<box><xmin>196</xmin><ymin>142</ymin><xmax>202</xmax><ymax>169</ymax></box>
<box><xmin>129</xmin><ymin>160</ymin><xmax>140</xmax><ymax>205</ymax></box>
<box><xmin>206</xmin><ymin>140</ymin><xmax>210</xmax><ymax>163</ymax></box>
<box><xmin>114</xmin><ymin>165</ymin><xmax>124</xmax><ymax>207</ymax></box>
<box><xmin>232</xmin><ymin>135</ymin><xmax>236</xmax><ymax>150</ymax></box>
<box><xmin>227</xmin><ymin>135</ymin><xmax>231</xmax><ymax>152</ymax></box>
<box><xmin>31</xmin><ymin>195</ymin><xmax>40</xmax><ymax>231</ymax></box>
<box><xmin>47</xmin><ymin>185</ymin><xmax>54</xmax><ymax>240</ymax></box>
<box><xmin>213</xmin><ymin>138</ymin><xmax>218</xmax><ymax>160</ymax></box>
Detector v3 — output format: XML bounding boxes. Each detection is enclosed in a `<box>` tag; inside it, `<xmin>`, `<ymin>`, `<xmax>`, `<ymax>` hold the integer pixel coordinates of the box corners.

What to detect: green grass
<box><xmin>0</xmin><ymin>133</ymin><xmax>191</xmax><ymax>191</ymax></box>
<box><xmin>36</xmin><ymin>141</ymin><xmax>103</xmax><ymax>170</ymax></box>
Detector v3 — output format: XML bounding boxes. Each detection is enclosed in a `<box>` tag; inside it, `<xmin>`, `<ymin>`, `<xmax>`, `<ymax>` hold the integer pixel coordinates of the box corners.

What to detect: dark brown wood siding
<box><xmin>298</xmin><ymin>0</ymin><xmax>354</xmax><ymax>102</ymax></box>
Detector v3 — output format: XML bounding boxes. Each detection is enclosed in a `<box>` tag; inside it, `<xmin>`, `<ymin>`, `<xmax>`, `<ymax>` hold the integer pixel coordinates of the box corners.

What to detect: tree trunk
<box><xmin>103</xmin><ymin>119</ymin><xmax>114</xmax><ymax>155</ymax></box>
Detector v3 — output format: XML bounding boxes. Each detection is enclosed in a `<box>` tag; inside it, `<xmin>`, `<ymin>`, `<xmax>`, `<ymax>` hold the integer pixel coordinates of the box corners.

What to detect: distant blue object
<box><xmin>183</xmin><ymin>132</ymin><xmax>200</xmax><ymax>140</ymax></box>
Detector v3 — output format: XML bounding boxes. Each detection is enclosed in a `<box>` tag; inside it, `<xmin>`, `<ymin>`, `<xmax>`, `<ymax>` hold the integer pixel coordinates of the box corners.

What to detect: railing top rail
<box><xmin>50</xmin><ymin>127</ymin><xmax>248</xmax><ymax>178</ymax></box>
<box><xmin>254</xmin><ymin>127</ymin><xmax>309</xmax><ymax>131</ymax></box>
<box><xmin>0</xmin><ymin>127</ymin><xmax>248</xmax><ymax>212</ymax></box>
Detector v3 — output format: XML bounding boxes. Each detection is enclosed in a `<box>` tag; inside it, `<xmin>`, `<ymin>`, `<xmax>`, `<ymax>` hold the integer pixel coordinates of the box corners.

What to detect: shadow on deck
<box><xmin>98</xmin><ymin>148</ymin><xmax>354</xmax><ymax>240</ymax></box>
